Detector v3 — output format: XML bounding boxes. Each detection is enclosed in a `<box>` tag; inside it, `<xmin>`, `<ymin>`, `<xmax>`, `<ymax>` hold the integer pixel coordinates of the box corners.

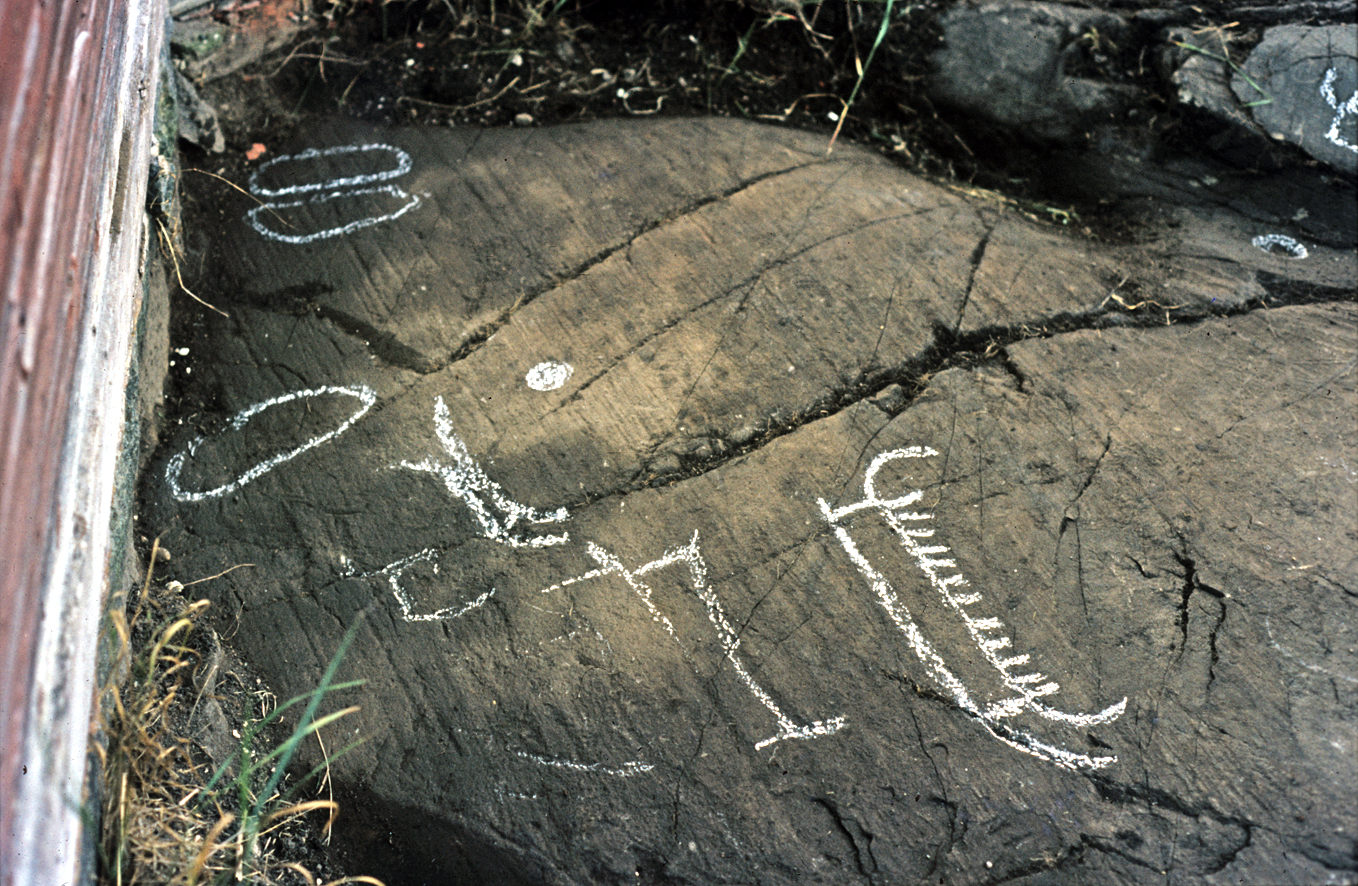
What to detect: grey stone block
<box><xmin>1236</xmin><ymin>24</ymin><xmax>1358</xmax><ymax>175</ymax></box>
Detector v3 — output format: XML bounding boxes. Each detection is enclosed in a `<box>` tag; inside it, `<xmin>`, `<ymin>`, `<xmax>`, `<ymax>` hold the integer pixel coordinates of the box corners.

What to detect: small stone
<box><xmin>871</xmin><ymin>384</ymin><xmax>907</xmax><ymax>412</ymax></box>
<box><xmin>513</xmin><ymin>113</ymin><xmax>534</xmax><ymax>127</ymax></box>
<box><xmin>648</xmin><ymin>453</ymin><xmax>682</xmax><ymax>477</ymax></box>
<box><xmin>728</xmin><ymin>426</ymin><xmax>759</xmax><ymax>447</ymax></box>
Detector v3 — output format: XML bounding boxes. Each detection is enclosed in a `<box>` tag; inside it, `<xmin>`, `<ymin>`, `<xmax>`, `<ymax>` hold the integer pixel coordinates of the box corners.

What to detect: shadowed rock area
<box><xmin>144</xmin><ymin>117</ymin><xmax>1355</xmax><ymax>885</ymax></box>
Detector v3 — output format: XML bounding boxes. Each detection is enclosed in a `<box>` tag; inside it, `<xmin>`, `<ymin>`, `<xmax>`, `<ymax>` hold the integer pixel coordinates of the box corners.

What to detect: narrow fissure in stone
<box><xmin>619</xmin><ymin>284</ymin><xmax>1352</xmax><ymax>501</ymax></box>
<box><xmin>436</xmin><ymin>159</ymin><xmax>831</xmax><ymax>373</ymax></box>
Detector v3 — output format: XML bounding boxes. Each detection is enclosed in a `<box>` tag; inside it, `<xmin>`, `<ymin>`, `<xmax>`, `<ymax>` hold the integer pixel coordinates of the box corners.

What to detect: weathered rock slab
<box><xmin>1237</xmin><ymin>24</ymin><xmax>1358</xmax><ymax>175</ymax></box>
<box><xmin>927</xmin><ymin>2</ymin><xmax>1137</xmax><ymax>142</ymax></box>
<box><xmin>147</xmin><ymin>118</ymin><xmax>1356</xmax><ymax>885</ymax></box>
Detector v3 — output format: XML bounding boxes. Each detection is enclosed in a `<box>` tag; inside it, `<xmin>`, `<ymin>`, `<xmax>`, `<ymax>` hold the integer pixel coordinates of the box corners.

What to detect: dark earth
<box><xmin>139</xmin><ymin>1</ymin><xmax>1355</xmax><ymax>883</ymax></box>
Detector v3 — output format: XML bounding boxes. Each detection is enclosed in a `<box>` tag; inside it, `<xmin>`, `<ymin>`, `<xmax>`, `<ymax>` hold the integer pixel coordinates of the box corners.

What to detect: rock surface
<box><xmin>145</xmin><ymin>118</ymin><xmax>1356</xmax><ymax>885</ymax></box>
<box><xmin>1236</xmin><ymin>24</ymin><xmax>1358</xmax><ymax>175</ymax></box>
<box><xmin>931</xmin><ymin>3</ymin><xmax>1357</xmax><ymax>179</ymax></box>
<box><xmin>927</xmin><ymin>2</ymin><xmax>1137</xmax><ymax>142</ymax></box>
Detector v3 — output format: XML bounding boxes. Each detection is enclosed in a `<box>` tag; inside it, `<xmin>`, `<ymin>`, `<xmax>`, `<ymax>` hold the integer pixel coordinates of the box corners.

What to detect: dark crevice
<box><xmin>553</xmin><ymin>203</ymin><xmax>947</xmax><ymax>416</ymax></box>
<box><xmin>559</xmin><ymin>285</ymin><xmax>1351</xmax><ymax>513</ymax></box>
<box><xmin>434</xmin><ymin>158</ymin><xmax>836</xmax><ymax>371</ymax></box>
<box><xmin>1256</xmin><ymin>272</ymin><xmax>1358</xmax><ymax>307</ymax></box>
<box><xmin>954</xmin><ymin>220</ymin><xmax>994</xmax><ymax>333</ymax></box>
<box><xmin>812</xmin><ymin>797</ymin><xmax>875</xmax><ymax>882</ymax></box>
<box><xmin>880</xmin><ymin>669</ymin><xmax>958</xmax><ymax>712</ymax></box>
<box><xmin>878</xmin><ymin>666</ymin><xmax>1096</xmax><ymax>761</ymax></box>
<box><xmin>1203</xmin><ymin>817</ymin><xmax>1254</xmax><ymax>876</ymax></box>
<box><xmin>1073</xmin><ymin>436</ymin><xmax>1112</xmax><ymax>506</ymax></box>
<box><xmin>1175</xmin><ymin>553</ymin><xmax>1195</xmax><ymax>653</ymax></box>
<box><xmin>1085</xmin><ymin>772</ymin><xmax>1254</xmax><ymax>875</ymax></box>
<box><xmin>907</xmin><ymin>706</ymin><xmax>955</xmax><ymax>880</ymax></box>
<box><xmin>1079</xmin><ymin>834</ymin><xmax>1161</xmax><ymax>871</ymax></box>
<box><xmin>282</xmin><ymin>158</ymin><xmax>836</xmax><ymax>375</ymax></box>
<box><xmin>316</xmin><ymin>305</ymin><xmax>438</xmax><ymax>373</ymax></box>
<box><xmin>995</xmin><ymin>346</ymin><xmax>1028</xmax><ymax>392</ymax></box>
<box><xmin>1127</xmin><ymin>555</ymin><xmax>1158</xmax><ymax>579</ymax></box>
<box><xmin>1059</xmin><ymin>434</ymin><xmax>1112</xmax><ymax>541</ymax></box>
<box><xmin>1086</xmin><ymin>771</ymin><xmax>1253</xmax><ymax>838</ymax></box>
<box><xmin>1173</xmin><ymin>553</ymin><xmax>1228</xmax><ymax>688</ymax></box>
<box><xmin>980</xmin><ymin>843</ymin><xmax>1084</xmax><ymax>885</ymax></box>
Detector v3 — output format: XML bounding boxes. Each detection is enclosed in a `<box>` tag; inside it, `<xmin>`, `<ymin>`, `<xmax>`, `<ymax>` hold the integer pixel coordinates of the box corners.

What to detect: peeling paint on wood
<box><xmin>0</xmin><ymin>1</ymin><xmax>166</xmax><ymax>883</ymax></box>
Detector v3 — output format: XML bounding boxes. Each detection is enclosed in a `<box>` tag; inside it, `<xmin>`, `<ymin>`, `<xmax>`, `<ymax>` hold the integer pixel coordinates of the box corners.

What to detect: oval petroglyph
<box><xmin>165</xmin><ymin>385</ymin><xmax>376</xmax><ymax>503</ymax></box>
<box><xmin>246</xmin><ymin>185</ymin><xmax>422</xmax><ymax>245</ymax></box>
<box><xmin>248</xmin><ymin>143</ymin><xmax>414</xmax><ymax>197</ymax></box>
<box><xmin>1252</xmin><ymin>233</ymin><xmax>1308</xmax><ymax>259</ymax></box>
<box><xmin>245</xmin><ymin>142</ymin><xmax>422</xmax><ymax>244</ymax></box>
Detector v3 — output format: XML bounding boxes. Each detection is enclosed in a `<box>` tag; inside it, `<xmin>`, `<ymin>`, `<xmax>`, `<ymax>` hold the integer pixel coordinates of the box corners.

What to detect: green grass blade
<box><xmin>844</xmin><ymin>0</ymin><xmax>896</xmax><ymax>111</ymax></box>
<box><xmin>252</xmin><ymin>614</ymin><xmax>366</xmax><ymax>820</ymax></box>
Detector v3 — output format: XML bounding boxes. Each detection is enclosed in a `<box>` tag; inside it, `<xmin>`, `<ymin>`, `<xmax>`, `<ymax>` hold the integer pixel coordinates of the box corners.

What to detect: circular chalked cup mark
<box><xmin>166</xmin><ymin>385</ymin><xmax>377</xmax><ymax>503</ymax></box>
<box><xmin>525</xmin><ymin>361</ymin><xmax>574</xmax><ymax>391</ymax></box>
<box><xmin>1252</xmin><ymin>234</ymin><xmax>1308</xmax><ymax>259</ymax></box>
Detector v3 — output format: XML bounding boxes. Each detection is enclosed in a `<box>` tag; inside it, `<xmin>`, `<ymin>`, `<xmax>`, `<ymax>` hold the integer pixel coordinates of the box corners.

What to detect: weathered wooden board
<box><xmin>147</xmin><ymin>118</ymin><xmax>1355</xmax><ymax>885</ymax></box>
<box><xmin>0</xmin><ymin>2</ymin><xmax>166</xmax><ymax>883</ymax></box>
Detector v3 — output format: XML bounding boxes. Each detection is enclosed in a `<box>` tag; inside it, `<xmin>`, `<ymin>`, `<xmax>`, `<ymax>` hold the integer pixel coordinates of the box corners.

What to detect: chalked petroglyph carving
<box><xmin>165</xmin><ymin>385</ymin><xmax>376</xmax><ymax>503</ymax></box>
<box><xmin>384</xmin><ymin>397</ymin><xmax>846</xmax><ymax>759</ymax></box>
<box><xmin>513</xmin><ymin>752</ymin><xmax>655</xmax><ymax>778</ymax></box>
<box><xmin>341</xmin><ymin>546</ymin><xmax>496</xmax><ymax>623</ymax></box>
<box><xmin>394</xmin><ymin>396</ymin><xmax>570</xmax><ymax>550</ymax></box>
<box><xmin>1321</xmin><ymin>67</ymin><xmax>1358</xmax><ymax>154</ymax></box>
<box><xmin>818</xmin><ymin>447</ymin><xmax>1127</xmax><ymax>770</ymax></box>
<box><xmin>536</xmin><ymin>533</ymin><xmax>848</xmax><ymax>752</ymax></box>
<box><xmin>164</xmin><ymin>389</ymin><xmax>1124</xmax><ymax>774</ymax></box>
<box><xmin>245</xmin><ymin>143</ymin><xmax>422</xmax><ymax>244</ymax></box>
<box><xmin>1253</xmin><ymin>233</ymin><xmax>1309</xmax><ymax>259</ymax></box>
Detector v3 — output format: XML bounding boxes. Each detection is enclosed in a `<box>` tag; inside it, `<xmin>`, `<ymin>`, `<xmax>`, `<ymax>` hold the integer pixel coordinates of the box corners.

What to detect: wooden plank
<box><xmin>0</xmin><ymin>1</ymin><xmax>166</xmax><ymax>882</ymax></box>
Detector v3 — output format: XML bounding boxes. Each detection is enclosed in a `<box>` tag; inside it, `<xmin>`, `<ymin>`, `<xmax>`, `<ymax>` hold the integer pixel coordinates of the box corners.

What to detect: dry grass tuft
<box><xmin>97</xmin><ymin>539</ymin><xmax>381</xmax><ymax>886</ymax></box>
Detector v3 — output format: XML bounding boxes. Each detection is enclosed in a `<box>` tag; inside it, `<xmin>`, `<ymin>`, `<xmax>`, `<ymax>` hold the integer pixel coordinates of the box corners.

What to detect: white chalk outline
<box><xmin>166</xmin><ymin>385</ymin><xmax>376</xmax><ymax>503</ymax></box>
<box><xmin>346</xmin><ymin>547</ymin><xmax>495</xmax><ymax>622</ymax></box>
<box><xmin>1321</xmin><ymin>67</ymin><xmax>1358</xmax><ymax>154</ymax></box>
<box><xmin>248</xmin><ymin>143</ymin><xmax>414</xmax><ymax>197</ymax></box>
<box><xmin>525</xmin><ymin>361</ymin><xmax>574</xmax><ymax>392</ymax></box>
<box><xmin>540</xmin><ymin>533</ymin><xmax>848</xmax><ymax>751</ymax></box>
<box><xmin>395</xmin><ymin>396</ymin><xmax>570</xmax><ymax>549</ymax></box>
<box><xmin>515</xmin><ymin>751</ymin><xmax>655</xmax><ymax>778</ymax></box>
<box><xmin>1252</xmin><ymin>233</ymin><xmax>1309</xmax><ymax>259</ymax></box>
<box><xmin>818</xmin><ymin>447</ymin><xmax>1126</xmax><ymax>771</ymax></box>
<box><xmin>246</xmin><ymin>184</ymin><xmax>422</xmax><ymax>245</ymax></box>
<box><xmin>245</xmin><ymin>143</ymin><xmax>422</xmax><ymax>244</ymax></box>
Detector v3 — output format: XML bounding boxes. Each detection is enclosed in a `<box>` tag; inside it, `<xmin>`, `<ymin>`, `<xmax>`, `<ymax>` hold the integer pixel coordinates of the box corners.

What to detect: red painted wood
<box><xmin>0</xmin><ymin>0</ymin><xmax>150</xmax><ymax>880</ymax></box>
